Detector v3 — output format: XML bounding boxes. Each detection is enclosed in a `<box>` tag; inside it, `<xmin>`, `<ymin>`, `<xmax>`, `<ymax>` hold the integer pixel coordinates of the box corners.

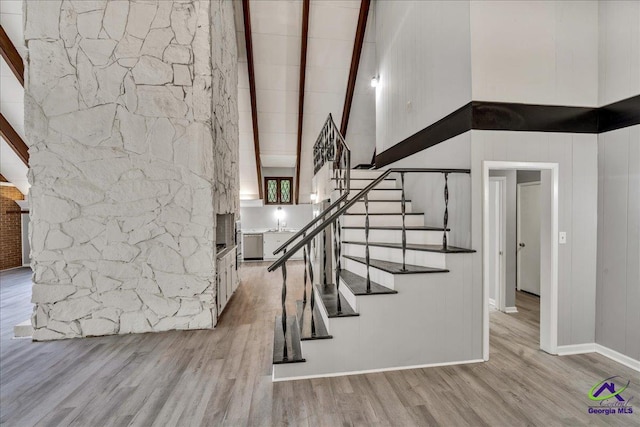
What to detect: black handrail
<box><xmin>267</xmin><ymin>167</ymin><xmax>470</xmax><ymax>272</ymax></box>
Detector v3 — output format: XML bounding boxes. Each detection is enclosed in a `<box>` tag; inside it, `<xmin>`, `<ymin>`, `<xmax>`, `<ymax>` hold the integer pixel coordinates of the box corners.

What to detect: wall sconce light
<box><xmin>310</xmin><ymin>192</ymin><xmax>317</xmax><ymax>202</ymax></box>
<box><xmin>370</xmin><ymin>76</ymin><xmax>379</xmax><ymax>88</ymax></box>
<box><xmin>275</xmin><ymin>206</ymin><xmax>285</xmax><ymax>231</ymax></box>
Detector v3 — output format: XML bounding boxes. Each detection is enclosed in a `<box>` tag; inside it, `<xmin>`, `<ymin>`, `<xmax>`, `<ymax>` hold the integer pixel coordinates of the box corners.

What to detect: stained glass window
<box><xmin>267</xmin><ymin>179</ymin><xmax>278</xmax><ymax>204</ymax></box>
<box><xmin>264</xmin><ymin>177</ymin><xmax>293</xmax><ymax>205</ymax></box>
<box><xmin>280</xmin><ymin>180</ymin><xmax>291</xmax><ymax>203</ymax></box>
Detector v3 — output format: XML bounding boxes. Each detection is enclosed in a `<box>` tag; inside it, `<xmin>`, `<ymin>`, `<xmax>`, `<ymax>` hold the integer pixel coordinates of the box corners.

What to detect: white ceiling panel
<box><xmin>305</xmin><ymin>65</ymin><xmax>349</xmax><ymax>94</ymax></box>
<box><xmin>260</xmin><ymin>154</ymin><xmax>297</xmax><ymax>168</ymax></box>
<box><xmin>0</xmin><ymin>6</ymin><xmax>25</xmax><ymax>58</ymax></box>
<box><xmin>306</xmin><ymin>38</ymin><xmax>353</xmax><ymax>69</ymax></box>
<box><xmin>256</xmin><ymin>89</ymin><xmax>298</xmax><ymax>114</ymax></box>
<box><xmin>0</xmin><ymin>137</ymin><xmax>29</xmax><ymax>195</ymax></box>
<box><xmin>259</xmin><ymin>133</ymin><xmax>297</xmax><ymax>155</ymax></box>
<box><xmin>238</xmin><ymin>88</ymin><xmax>252</xmax><ymax>113</ymax></box>
<box><xmin>252</xmin><ymin>34</ymin><xmax>301</xmax><ymax>66</ymax></box>
<box><xmin>258</xmin><ymin>112</ymin><xmax>298</xmax><ymax>135</ymax></box>
<box><xmin>255</xmin><ymin>64</ymin><xmax>300</xmax><ymax>91</ymax></box>
<box><xmin>250</xmin><ymin>0</ymin><xmax>302</xmax><ymax>36</ymax></box>
<box><xmin>309</xmin><ymin>1</ymin><xmax>360</xmax><ymax>41</ymax></box>
<box><xmin>238</xmin><ymin>62</ymin><xmax>250</xmax><ymax>88</ymax></box>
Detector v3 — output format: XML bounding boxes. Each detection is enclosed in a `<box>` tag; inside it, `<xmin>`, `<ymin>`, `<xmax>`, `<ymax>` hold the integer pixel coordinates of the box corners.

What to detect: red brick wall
<box><xmin>0</xmin><ymin>186</ymin><xmax>25</xmax><ymax>270</ymax></box>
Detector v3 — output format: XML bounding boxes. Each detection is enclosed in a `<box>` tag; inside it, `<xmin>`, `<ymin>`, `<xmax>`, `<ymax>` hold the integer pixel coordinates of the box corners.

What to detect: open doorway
<box><xmin>482</xmin><ymin>161</ymin><xmax>559</xmax><ymax>359</ymax></box>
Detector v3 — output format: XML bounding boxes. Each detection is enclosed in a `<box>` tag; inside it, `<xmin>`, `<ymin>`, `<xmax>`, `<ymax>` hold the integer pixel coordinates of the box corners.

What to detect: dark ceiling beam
<box><xmin>0</xmin><ymin>113</ymin><xmax>29</xmax><ymax>166</ymax></box>
<box><xmin>0</xmin><ymin>25</ymin><xmax>24</xmax><ymax>86</ymax></box>
<box><xmin>339</xmin><ymin>0</ymin><xmax>370</xmax><ymax>137</ymax></box>
<box><xmin>242</xmin><ymin>0</ymin><xmax>264</xmax><ymax>200</ymax></box>
<box><xmin>294</xmin><ymin>0</ymin><xmax>310</xmax><ymax>205</ymax></box>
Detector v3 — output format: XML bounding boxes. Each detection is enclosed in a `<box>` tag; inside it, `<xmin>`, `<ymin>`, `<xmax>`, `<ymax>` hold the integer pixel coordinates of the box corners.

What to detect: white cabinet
<box><xmin>263</xmin><ymin>232</ymin><xmax>303</xmax><ymax>260</ymax></box>
<box><xmin>217</xmin><ymin>245</ymin><xmax>239</xmax><ymax>317</ymax></box>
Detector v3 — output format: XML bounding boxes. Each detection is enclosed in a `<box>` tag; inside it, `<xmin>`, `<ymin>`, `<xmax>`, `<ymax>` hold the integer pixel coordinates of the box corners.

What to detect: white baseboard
<box><xmin>273</xmin><ymin>359</ymin><xmax>484</xmax><ymax>382</ymax></box>
<box><xmin>557</xmin><ymin>343</ymin><xmax>639</xmax><ymax>372</ymax></box>
<box><xmin>595</xmin><ymin>344</ymin><xmax>640</xmax><ymax>372</ymax></box>
<box><xmin>557</xmin><ymin>343</ymin><xmax>596</xmax><ymax>355</ymax></box>
<box><xmin>504</xmin><ymin>306</ymin><xmax>518</xmax><ymax>314</ymax></box>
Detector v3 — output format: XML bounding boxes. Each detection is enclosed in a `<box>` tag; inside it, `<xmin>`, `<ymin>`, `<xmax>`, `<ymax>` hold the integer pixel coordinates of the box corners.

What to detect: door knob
<box><xmin>519</xmin><ymin>242</ymin><xmax>525</xmax><ymax>248</ymax></box>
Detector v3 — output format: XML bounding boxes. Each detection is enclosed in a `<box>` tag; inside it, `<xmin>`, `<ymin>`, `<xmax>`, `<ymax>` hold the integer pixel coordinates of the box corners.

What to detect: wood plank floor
<box><xmin>1</xmin><ymin>264</ymin><xmax>639</xmax><ymax>426</ymax></box>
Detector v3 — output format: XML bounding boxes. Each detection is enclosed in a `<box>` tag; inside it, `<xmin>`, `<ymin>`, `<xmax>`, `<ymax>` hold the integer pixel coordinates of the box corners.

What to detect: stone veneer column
<box><xmin>24</xmin><ymin>0</ymin><xmax>239</xmax><ymax>340</ymax></box>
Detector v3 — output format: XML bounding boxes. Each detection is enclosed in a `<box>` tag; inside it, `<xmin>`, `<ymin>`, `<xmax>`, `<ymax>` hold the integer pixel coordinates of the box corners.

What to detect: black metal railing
<box><xmin>274</xmin><ymin>114</ymin><xmax>350</xmax><ymax>257</ymax></box>
<box><xmin>269</xmin><ymin>167</ymin><xmax>470</xmax><ymax>361</ymax></box>
<box><xmin>313</xmin><ymin>114</ymin><xmax>351</xmax><ymax>190</ymax></box>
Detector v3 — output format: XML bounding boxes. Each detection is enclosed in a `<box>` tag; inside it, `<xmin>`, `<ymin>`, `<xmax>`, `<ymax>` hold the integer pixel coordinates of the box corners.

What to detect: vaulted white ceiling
<box><xmin>0</xmin><ymin>0</ymin><xmax>29</xmax><ymax>195</ymax></box>
<box><xmin>236</xmin><ymin>0</ymin><xmax>376</xmax><ymax>203</ymax></box>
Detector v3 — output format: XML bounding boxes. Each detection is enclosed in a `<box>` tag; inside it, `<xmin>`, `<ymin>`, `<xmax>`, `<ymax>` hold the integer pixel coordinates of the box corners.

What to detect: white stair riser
<box><xmin>349</xmin><ymin>170</ymin><xmax>386</xmax><ymax>179</ymax></box>
<box><xmin>342</xmin><ymin>244</ymin><xmax>447</xmax><ymax>269</ymax></box>
<box><xmin>342</xmin><ymin>229</ymin><xmax>446</xmax><ymax>245</ymax></box>
<box><xmin>313</xmin><ymin>286</ymin><xmax>331</xmax><ymax>334</ymax></box>
<box><xmin>342</xmin><ymin>257</ymin><xmax>395</xmax><ymax>289</ymax></box>
<box><xmin>338</xmin><ymin>279</ymin><xmax>358</xmax><ymax>310</ymax></box>
<box><xmin>342</xmin><ymin>214</ymin><xmax>424</xmax><ymax>227</ymax></box>
<box><xmin>346</xmin><ymin>201</ymin><xmax>413</xmax><ymax>214</ymax></box>
<box><xmin>343</xmin><ymin>180</ymin><xmax>397</xmax><ymax>190</ymax></box>
<box><xmin>345</xmin><ymin>189</ymin><xmax>404</xmax><ymax>201</ymax></box>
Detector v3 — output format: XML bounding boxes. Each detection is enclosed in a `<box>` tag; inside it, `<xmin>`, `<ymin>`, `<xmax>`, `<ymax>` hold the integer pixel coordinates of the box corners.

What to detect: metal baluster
<box><xmin>364</xmin><ymin>193</ymin><xmax>371</xmax><ymax>293</ymax></box>
<box><xmin>401</xmin><ymin>172</ymin><xmax>407</xmax><ymax>271</ymax></box>
<box><xmin>334</xmin><ymin>217</ymin><xmax>342</xmax><ymax>314</ymax></box>
<box><xmin>302</xmin><ymin>232</ymin><xmax>308</xmax><ymax>305</ymax></box>
<box><xmin>307</xmin><ymin>240</ymin><xmax>316</xmax><ymax>337</ymax></box>
<box><xmin>281</xmin><ymin>254</ymin><xmax>288</xmax><ymax>361</ymax></box>
<box><xmin>322</xmin><ymin>229</ymin><xmax>327</xmax><ymax>286</ymax></box>
<box><xmin>443</xmin><ymin>173</ymin><xmax>449</xmax><ymax>250</ymax></box>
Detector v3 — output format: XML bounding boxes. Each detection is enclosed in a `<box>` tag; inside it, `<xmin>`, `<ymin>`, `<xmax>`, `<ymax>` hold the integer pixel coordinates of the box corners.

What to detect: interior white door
<box><xmin>517</xmin><ymin>182</ymin><xmax>541</xmax><ymax>296</ymax></box>
<box><xmin>488</xmin><ymin>179</ymin><xmax>504</xmax><ymax>309</ymax></box>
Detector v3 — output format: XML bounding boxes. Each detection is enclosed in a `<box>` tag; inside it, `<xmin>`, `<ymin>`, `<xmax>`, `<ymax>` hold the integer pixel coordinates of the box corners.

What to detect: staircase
<box><xmin>269</xmin><ymin>115</ymin><xmax>476</xmax><ymax>381</ymax></box>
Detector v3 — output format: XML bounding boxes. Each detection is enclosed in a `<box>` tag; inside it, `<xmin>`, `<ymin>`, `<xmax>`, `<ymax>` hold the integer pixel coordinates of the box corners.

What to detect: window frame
<box><xmin>264</xmin><ymin>177</ymin><xmax>294</xmax><ymax>205</ymax></box>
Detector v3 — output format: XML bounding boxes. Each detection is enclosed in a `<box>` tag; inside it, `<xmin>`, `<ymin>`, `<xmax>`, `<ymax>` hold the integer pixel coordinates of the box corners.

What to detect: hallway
<box><xmin>1</xmin><ymin>265</ymin><xmax>638</xmax><ymax>426</ymax></box>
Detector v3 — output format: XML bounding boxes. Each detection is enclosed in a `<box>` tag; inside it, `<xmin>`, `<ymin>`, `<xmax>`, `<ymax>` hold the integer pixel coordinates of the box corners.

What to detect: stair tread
<box><xmin>296</xmin><ymin>300</ymin><xmax>332</xmax><ymax>340</ymax></box>
<box><xmin>342</xmin><ymin>240</ymin><xmax>476</xmax><ymax>254</ymax></box>
<box><xmin>344</xmin><ymin>255</ymin><xmax>449</xmax><ymax>274</ymax></box>
<box><xmin>342</xmin><ymin>225</ymin><xmax>448</xmax><ymax>231</ymax></box>
<box><xmin>315</xmin><ymin>284</ymin><xmax>359</xmax><ymax>317</ymax></box>
<box><xmin>340</xmin><ymin>269</ymin><xmax>397</xmax><ymax>295</ymax></box>
<box><xmin>273</xmin><ymin>315</ymin><xmax>305</xmax><ymax>364</ymax></box>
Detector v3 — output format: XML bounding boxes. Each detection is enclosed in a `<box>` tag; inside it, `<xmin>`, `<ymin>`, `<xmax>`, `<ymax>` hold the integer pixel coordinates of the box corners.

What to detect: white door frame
<box><xmin>482</xmin><ymin>161</ymin><xmax>559</xmax><ymax>359</ymax></box>
<box><xmin>488</xmin><ymin>177</ymin><xmax>506</xmax><ymax>311</ymax></box>
<box><xmin>516</xmin><ymin>181</ymin><xmax>542</xmax><ymax>293</ymax></box>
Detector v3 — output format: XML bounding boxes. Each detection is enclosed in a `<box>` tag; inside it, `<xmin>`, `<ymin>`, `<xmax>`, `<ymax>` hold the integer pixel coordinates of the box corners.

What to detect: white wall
<box><xmin>595</xmin><ymin>0</ymin><xmax>640</xmax><ymax>363</ymax></box>
<box><xmin>596</xmin><ymin>125</ymin><xmax>640</xmax><ymax>362</ymax></box>
<box><xmin>385</xmin><ymin>132</ymin><xmax>472</xmax><ymax>249</ymax></box>
<box><xmin>598</xmin><ymin>1</ymin><xmax>640</xmax><ymax>106</ymax></box>
<box><xmin>375</xmin><ymin>0</ymin><xmax>471</xmax><ymax>154</ymax></box>
<box><xmin>240</xmin><ymin>204</ymin><xmax>313</xmax><ymax>231</ymax></box>
<box><xmin>471</xmin><ymin>1</ymin><xmax>598</xmax><ymax>107</ymax></box>
<box><xmin>472</xmin><ymin>131</ymin><xmax>598</xmax><ymax>347</ymax></box>
<box><xmin>345</xmin><ymin>4</ymin><xmax>376</xmax><ymax>166</ymax></box>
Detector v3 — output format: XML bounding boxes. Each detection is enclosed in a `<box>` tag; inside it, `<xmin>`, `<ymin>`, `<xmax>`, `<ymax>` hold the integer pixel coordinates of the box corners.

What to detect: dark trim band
<box><xmin>375</xmin><ymin>95</ymin><xmax>640</xmax><ymax>168</ymax></box>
